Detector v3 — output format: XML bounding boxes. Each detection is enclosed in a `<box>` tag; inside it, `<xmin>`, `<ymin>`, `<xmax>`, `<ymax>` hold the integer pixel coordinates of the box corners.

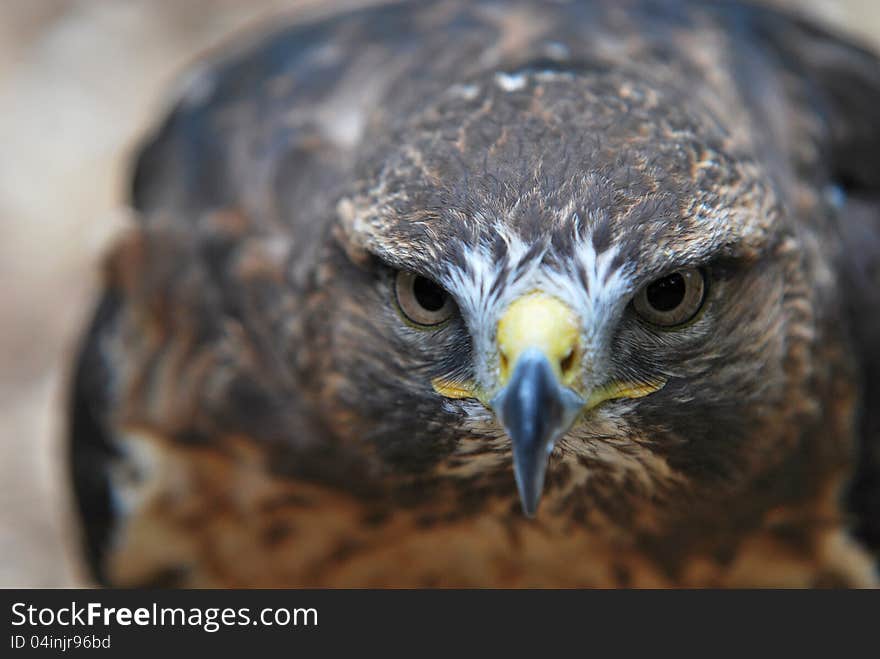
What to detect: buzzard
<box><xmin>70</xmin><ymin>0</ymin><xmax>880</xmax><ymax>587</ymax></box>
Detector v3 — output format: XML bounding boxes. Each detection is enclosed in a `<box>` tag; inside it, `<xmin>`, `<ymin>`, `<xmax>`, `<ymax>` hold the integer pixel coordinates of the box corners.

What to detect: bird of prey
<box><xmin>69</xmin><ymin>0</ymin><xmax>880</xmax><ymax>587</ymax></box>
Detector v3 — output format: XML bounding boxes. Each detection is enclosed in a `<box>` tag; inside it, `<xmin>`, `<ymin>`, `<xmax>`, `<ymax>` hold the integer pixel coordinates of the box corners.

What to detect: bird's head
<box><xmin>314</xmin><ymin>68</ymin><xmax>824</xmax><ymax>524</ymax></box>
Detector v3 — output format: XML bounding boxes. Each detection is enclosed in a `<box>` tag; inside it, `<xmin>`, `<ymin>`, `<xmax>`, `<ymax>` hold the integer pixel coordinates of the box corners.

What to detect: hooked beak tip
<box><xmin>516</xmin><ymin>475</ymin><xmax>543</xmax><ymax>518</ymax></box>
<box><xmin>492</xmin><ymin>348</ymin><xmax>583</xmax><ymax>517</ymax></box>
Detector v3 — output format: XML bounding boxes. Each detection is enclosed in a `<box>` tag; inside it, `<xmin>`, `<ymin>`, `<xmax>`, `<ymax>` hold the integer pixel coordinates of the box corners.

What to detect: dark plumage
<box><xmin>70</xmin><ymin>0</ymin><xmax>880</xmax><ymax>586</ymax></box>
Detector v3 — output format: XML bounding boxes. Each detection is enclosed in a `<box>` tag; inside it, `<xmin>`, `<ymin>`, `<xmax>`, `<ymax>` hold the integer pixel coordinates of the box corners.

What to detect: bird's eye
<box><xmin>394</xmin><ymin>271</ymin><xmax>455</xmax><ymax>326</ymax></box>
<box><xmin>633</xmin><ymin>267</ymin><xmax>705</xmax><ymax>327</ymax></box>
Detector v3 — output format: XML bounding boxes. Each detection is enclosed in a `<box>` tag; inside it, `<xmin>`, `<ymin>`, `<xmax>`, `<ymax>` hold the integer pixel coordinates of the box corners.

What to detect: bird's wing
<box><xmin>129</xmin><ymin>1</ymin><xmax>420</xmax><ymax>224</ymax></box>
<box><xmin>750</xmin><ymin>6</ymin><xmax>880</xmax><ymax>191</ymax></box>
<box><xmin>69</xmin><ymin>292</ymin><xmax>123</xmax><ymax>583</ymax></box>
<box><xmin>752</xmin><ymin>9</ymin><xmax>880</xmax><ymax>557</ymax></box>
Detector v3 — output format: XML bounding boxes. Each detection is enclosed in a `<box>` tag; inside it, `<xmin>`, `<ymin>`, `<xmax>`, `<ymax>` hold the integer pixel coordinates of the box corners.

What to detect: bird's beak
<box><xmin>490</xmin><ymin>293</ymin><xmax>584</xmax><ymax>517</ymax></box>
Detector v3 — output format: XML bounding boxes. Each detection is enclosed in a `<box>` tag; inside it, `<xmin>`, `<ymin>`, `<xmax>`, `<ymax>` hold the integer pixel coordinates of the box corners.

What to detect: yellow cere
<box><xmin>432</xmin><ymin>290</ymin><xmax>667</xmax><ymax>409</ymax></box>
<box><xmin>496</xmin><ymin>292</ymin><xmax>581</xmax><ymax>384</ymax></box>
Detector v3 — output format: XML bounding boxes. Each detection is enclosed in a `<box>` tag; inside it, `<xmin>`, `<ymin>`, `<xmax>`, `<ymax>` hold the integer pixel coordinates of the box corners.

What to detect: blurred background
<box><xmin>0</xmin><ymin>0</ymin><xmax>878</xmax><ymax>588</ymax></box>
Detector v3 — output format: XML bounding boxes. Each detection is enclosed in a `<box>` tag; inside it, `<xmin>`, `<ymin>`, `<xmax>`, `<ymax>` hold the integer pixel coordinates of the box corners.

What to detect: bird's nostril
<box><xmin>499</xmin><ymin>350</ymin><xmax>509</xmax><ymax>375</ymax></box>
<box><xmin>559</xmin><ymin>348</ymin><xmax>576</xmax><ymax>376</ymax></box>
